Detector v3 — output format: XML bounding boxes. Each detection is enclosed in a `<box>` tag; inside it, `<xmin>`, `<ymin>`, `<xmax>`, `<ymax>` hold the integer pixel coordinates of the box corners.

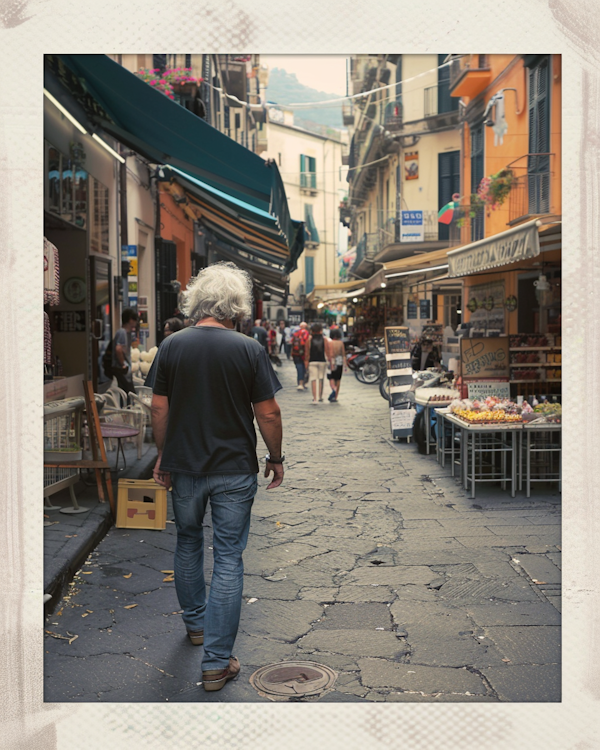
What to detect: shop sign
<box><xmin>400</xmin><ymin>211</ymin><xmax>424</xmax><ymax>243</ymax></box>
<box><xmin>384</xmin><ymin>326</ymin><xmax>411</xmax><ymax>354</ymax></box>
<box><xmin>467</xmin><ymin>382</ymin><xmax>511</xmax><ymax>400</ymax></box>
<box><xmin>419</xmin><ymin>299</ymin><xmax>431</xmax><ymax>319</ymax></box>
<box><xmin>467</xmin><ymin>281</ymin><xmax>506</xmax><ymax>333</ymax></box>
<box><xmin>460</xmin><ymin>336</ymin><xmax>510</xmax><ymax>380</ymax></box>
<box><xmin>390</xmin><ymin>407</ymin><xmax>415</xmax><ymax>430</ymax></box>
<box><xmin>448</xmin><ymin>222</ymin><xmax>540</xmax><ymax>277</ymax></box>
<box><xmin>407</xmin><ymin>301</ymin><xmax>418</xmax><ymax>319</ymax></box>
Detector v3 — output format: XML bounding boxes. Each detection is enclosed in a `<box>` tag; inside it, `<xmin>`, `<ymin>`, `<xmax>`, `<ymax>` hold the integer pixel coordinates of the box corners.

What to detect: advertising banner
<box><xmin>400</xmin><ymin>211</ymin><xmax>424</xmax><ymax>243</ymax></box>
<box><xmin>404</xmin><ymin>151</ymin><xmax>419</xmax><ymax>180</ymax></box>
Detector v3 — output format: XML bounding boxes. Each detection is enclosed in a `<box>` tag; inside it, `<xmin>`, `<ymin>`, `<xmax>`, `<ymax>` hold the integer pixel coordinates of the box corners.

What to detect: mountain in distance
<box><xmin>265</xmin><ymin>67</ymin><xmax>346</xmax><ymax>134</ymax></box>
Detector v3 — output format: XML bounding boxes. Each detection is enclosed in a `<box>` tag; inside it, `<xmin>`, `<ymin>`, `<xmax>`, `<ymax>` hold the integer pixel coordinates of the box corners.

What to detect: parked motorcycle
<box><xmin>347</xmin><ymin>338</ymin><xmax>386</xmax><ymax>384</ymax></box>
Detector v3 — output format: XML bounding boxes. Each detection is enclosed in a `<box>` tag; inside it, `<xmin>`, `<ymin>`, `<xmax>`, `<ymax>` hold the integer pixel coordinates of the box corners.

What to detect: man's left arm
<box><xmin>151</xmin><ymin>394</ymin><xmax>171</xmax><ymax>488</ymax></box>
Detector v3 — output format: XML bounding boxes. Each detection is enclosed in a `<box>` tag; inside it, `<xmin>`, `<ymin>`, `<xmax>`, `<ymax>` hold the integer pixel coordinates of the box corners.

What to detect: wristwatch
<box><xmin>265</xmin><ymin>453</ymin><xmax>285</xmax><ymax>464</ymax></box>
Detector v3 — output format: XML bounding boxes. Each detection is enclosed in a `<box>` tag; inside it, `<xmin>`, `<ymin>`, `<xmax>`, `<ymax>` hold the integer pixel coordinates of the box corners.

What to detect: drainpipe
<box><xmin>118</xmin><ymin>148</ymin><xmax>132</xmax><ymax>313</ymax></box>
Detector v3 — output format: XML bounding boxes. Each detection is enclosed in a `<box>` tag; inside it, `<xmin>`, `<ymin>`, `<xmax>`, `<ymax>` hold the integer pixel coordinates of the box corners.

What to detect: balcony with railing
<box><xmin>506</xmin><ymin>154</ymin><xmax>554</xmax><ymax>224</ymax></box>
<box><xmin>383</xmin><ymin>99</ymin><xmax>403</xmax><ymax>131</ymax></box>
<box><xmin>342</xmin><ymin>102</ymin><xmax>354</xmax><ymax>126</ymax></box>
<box><xmin>448</xmin><ymin>204</ymin><xmax>486</xmax><ymax>244</ymax></box>
<box><xmin>350</xmin><ymin>231</ymin><xmax>381</xmax><ymax>276</ymax></box>
<box><xmin>448</xmin><ymin>54</ymin><xmax>491</xmax><ymax>98</ymax></box>
<box><xmin>300</xmin><ymin>171</ymin><xmax>317</xmax><ymax>191</ymax></box>
<box><xmin>423</xmin><ymin>84</ymin><xmax>459</xmax><ymax>127</ymax></box>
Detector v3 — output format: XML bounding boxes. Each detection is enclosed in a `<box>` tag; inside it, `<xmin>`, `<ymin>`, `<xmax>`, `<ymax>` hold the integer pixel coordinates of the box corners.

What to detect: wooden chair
<box><xmin>44</xmin><ymin>381</ymin><xmax>116</xmax><ymax>519</ymax></box>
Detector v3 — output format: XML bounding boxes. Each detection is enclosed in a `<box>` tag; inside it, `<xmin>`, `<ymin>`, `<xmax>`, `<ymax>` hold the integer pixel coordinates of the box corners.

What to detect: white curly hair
<box><xmin>181</xmin><ymin>262</ymin><xmax>253</xmax><ymax>323</ymax></box>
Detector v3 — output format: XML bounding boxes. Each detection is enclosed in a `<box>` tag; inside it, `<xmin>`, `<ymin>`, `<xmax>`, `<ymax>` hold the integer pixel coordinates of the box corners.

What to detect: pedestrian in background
<box><xmin>104</xmin><ymin>307</ymin><xmax>138</xmax><ymax>394</ymax></box>
<box><xmin>290</xmin><ymin>322</ymin><xmax>310</xmax><ymax>390</ymax></box>
<box><xmin>283</xmin><ymin>321</ymin><xmax>292</xmax><ymax>359</ymax></box>
<box><xmin>151</xmin><ymin>262</ymin><xmax>284</xmax><ymax>693</ymax></box>
<box><xmin>305</xmin><ymin>321</ymin><xmax>332</xmax><ymax>404</ymax></box>
<box><xmin>163</xmin><ymin>317</ymin><xmax>184</xmax><ymax>337</ymax></box>
<box><xmin>251</xmin><ymin>318</ymin><xmax>268</xmax><ymax>351</ymax></box>
<box><xmin>327</xmin><ymin>327</ymin><xmax>347</xmax><ymax>402</ymax></box>
<box><xmin>277</xmin><ymin>320</ymin><xmax>286</xmax><ymax>355</ymax></box>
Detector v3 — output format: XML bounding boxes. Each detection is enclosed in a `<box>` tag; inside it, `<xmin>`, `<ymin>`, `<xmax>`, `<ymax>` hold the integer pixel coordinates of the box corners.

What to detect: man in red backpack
<box><xmin>290</xmin><ymin>322</ymin><xmax>310</xmax><ymax>391</ymax></box>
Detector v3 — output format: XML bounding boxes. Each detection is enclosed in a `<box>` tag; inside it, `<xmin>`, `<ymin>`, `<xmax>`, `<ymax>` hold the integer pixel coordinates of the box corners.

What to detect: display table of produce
<box><xmin>436</xmin><ymin>398</ymin><xmax>562</xmax><ymax>499</ymax></box>
<box><xmin>414</xmin><ymin>387</ymin><xmax>460</xmax><ymax>455</ymax></box>
<box><xmin>442</xmin><ymin>412</ymin><xmax>520</xmax><ymax>498</ymax></box>
<box><xmin>520</xmin><ymin>422</ymin><xmax>561</xmax><ymax>498</ymax></box>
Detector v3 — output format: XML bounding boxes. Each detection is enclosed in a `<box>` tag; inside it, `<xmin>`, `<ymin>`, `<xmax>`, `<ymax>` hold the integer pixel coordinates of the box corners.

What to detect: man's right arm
<box><xmin>253</xmin><ymin>397</ymin><xmax>284</xmax><ymax>489</ymax></box>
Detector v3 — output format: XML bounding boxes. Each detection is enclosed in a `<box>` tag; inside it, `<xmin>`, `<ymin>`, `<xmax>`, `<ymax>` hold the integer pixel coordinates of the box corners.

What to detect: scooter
<box><xmin>348</xmin><ymin>338</ymin><xmax>386</xmax><ymax>384</ymax></box>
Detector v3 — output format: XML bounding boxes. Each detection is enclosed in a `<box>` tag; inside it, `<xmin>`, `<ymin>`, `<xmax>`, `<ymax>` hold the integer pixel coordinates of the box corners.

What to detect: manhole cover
<box><xmin>249</xmin><ymin>661</ymin><xmax>337</xmax><ymax>701</ymax></box>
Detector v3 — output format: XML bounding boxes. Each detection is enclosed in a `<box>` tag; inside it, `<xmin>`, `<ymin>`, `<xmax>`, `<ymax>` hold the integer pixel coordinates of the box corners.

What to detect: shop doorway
<box><xmin>44</xmin><ymin>214</ymin><xmax>89</xmax><ymax>381</ymax></box>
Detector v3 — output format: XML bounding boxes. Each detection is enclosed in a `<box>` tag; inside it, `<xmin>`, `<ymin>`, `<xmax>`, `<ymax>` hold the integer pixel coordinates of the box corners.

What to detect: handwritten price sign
<box><xmin>460</xmin><ymin>336</ymin><xmax>510</xmax><ymax>380</ymax></box>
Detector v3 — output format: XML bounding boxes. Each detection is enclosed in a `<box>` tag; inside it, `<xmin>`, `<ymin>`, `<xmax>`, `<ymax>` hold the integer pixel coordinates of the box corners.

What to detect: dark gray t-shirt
<box><xmin>251</xmin><ymin>325</ymin><xmax>268</xmax><ymax>349</ymax></box>
<box><xmin>112</xmin><ymin>327</ymin><xmax>132</xmax><ymax>368</ymax></box>
<box><xmin>153</xmin><ymin>325</ymin><xmax>281</xmax><ymax>475</ymax></box>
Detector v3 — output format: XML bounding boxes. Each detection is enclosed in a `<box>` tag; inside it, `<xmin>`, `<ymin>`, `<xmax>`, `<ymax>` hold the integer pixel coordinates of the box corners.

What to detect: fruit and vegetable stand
<box><xmin>435</xmin><ymin>398</ymin><xmax>562</xmax><ymax>499</ymax></box>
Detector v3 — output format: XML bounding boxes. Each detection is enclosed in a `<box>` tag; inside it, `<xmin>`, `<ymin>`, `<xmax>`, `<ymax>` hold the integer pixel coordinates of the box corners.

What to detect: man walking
<box><xmin>151</xmin><ymin>262</ymin><xmax>284</xmax><ymax>692</ymax></box>
<box><xmin>251</xmin><ymin>318</ymin><xmax>268</xmax><ymax>351</ymax></box>
<box><xmin>104</xmin><ymin>307</ymin><xmax>138</xmax><ymax>394</ymax></box>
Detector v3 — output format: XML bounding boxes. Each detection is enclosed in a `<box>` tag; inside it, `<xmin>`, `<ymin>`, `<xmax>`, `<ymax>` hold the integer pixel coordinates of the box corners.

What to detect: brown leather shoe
<box><xmin>202</xmin><ymin>657</ymin><xmax>240</xmax><ymax>691</ymax></box>
<box><xmin>187</xmin><ymin>629</ymin><xmax>204</xmax><ymax>646</ymax></box>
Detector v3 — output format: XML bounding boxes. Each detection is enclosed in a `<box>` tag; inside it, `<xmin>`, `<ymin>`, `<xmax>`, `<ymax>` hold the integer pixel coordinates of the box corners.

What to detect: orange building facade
<box><xmin>447</xmin><ymin>54</ymin><xmax>561</xmax><ymax>347</ymax></box>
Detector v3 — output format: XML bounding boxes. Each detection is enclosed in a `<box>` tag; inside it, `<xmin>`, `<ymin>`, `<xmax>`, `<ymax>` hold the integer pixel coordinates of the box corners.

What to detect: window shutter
<box><xmin>528</xmin><ymin>57</ymin><xmax>550</xmax><ymax>213</ymax></box>
<box><xmin>438</xmin><ymin>150</ymin><xmax>460</xmax><ymax>240</ymax></box>
<box><xmin>470</xmin><ymin>126</ymin><xmax>484</xmax><ymax>241</ymax></box>
<box><xmin>305</xmin><ymin>256</ymin><xmax>314</xmax><ymax>294</ymax></box>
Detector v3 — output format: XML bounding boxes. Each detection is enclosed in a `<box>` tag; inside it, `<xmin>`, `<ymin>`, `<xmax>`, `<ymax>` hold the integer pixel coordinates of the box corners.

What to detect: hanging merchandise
<box><xmin>44</xmin><ymin>237</ymin><xmax>60</xmax><ymax>306</ymax></box>
<box><xmin>44</xmin><ymin>312</ymin><xmax>52</xmax><ymax>365</ymax></box>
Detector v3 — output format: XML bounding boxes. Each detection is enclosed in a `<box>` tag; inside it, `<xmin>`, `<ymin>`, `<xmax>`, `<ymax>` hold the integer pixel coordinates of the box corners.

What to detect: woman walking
<box><xmin>305</xmin><ymin>322</ymin><xmax>332</xmax><ymax>404</ymax></box>
<box><xmin>291</xmin><ymin>322</ymin><xmax>310</xmax><ymax>390</ymax></box>
<box><xmin>327</xmin><ymin>328</ymin><xmax>347</xmax><ymax>402</ymax></box>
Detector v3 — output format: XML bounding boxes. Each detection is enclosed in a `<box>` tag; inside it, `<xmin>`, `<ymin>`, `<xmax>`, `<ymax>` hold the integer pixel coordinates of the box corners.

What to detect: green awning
<box><xmin>44</xmin><ymin>54</ymin><xmax>297</xmax><ymax>251</ymax></box>
<box><xmin>162</xmin><ymin>166</ymin><xmax>304</xmax><ymax>273</ymax></box>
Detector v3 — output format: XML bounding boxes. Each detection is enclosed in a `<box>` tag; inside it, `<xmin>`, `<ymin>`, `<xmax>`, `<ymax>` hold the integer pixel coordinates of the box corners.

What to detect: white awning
<box><xmin>447</xmin><ymin>219</ymin><xmax>541</xmax><ymax>278</ymax></box>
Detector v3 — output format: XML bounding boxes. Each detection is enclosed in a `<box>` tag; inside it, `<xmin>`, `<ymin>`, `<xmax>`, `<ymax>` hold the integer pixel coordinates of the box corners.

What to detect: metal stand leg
<box><xmin>525</xmin><ymin>432</ymin><xmax>531</xmax><ymax>497</ymax></box>
<box><xmin>511</xmin><ymin>431</ymin><xmax>516</xmax><ymax>498</ymax></box>
<box><xmin>471</xmin><ymin>432</ymin><xmax>476</xmax><ymax>499</ymax></box>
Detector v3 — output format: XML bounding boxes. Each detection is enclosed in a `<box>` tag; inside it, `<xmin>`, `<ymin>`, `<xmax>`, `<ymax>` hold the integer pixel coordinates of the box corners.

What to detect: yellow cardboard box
<box><xmin>116</xmin><ymin>479</ymin><xmax>167</xmax><ymax>530</ymax></box>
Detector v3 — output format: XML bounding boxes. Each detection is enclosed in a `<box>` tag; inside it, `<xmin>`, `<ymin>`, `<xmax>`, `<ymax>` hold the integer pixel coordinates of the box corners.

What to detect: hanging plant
<box><xmin>476</xmin><ymin>168</ymin><xmax>515</xmax><ymax>215</ymax></box>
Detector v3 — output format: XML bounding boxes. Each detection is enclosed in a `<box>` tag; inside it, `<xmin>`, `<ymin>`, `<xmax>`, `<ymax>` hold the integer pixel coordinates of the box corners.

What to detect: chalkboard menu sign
<box><xmin>384</xmin><ymin>326</ymin><xmax>414</xmax><ymax>438</ymax></box>
<box><xmin>407</xmin><ymin>301</ymin><xmax>417</xmax><ymax>319</ymax></box>
<box><xmin>384</xmin><ymin>326</ymin><xmax>411</xmax><ymax>353</ymax></box>
<box><xmin>460</xmin><ymin>336</ymin><xmax>510</xmax><ymax>380</ymax></box>
<box><xmin>419</xmin><ymin>299</ymin><xmax>431</xmax><ymax>319</ymax></box>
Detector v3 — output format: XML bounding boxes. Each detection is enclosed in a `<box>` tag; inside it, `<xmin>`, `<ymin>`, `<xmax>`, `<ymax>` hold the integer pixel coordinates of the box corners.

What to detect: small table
<box><xmin>443</xmin><ymin>413</ymin><xmax>521</xmax><ymax>499</ymax></box>
<box><xmin>98</xmin><ymin>424</ymin><xmax>140</xmax><ymax>471</ymax></box>
<box><xmin>520</xmin><ymin>422</ymin><xmax>562</xmax><ymax>497</ymax></box>
<box><xmin>414</xmin><ymin>392</ymin><xmax>458</xmax><ymax>455</ymax></box>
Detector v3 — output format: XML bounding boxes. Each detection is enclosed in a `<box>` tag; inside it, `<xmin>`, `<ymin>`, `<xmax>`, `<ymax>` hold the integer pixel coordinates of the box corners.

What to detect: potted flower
<box><xmin>476</xmin><ymin>168</ymin><xmax>515</xmax><ymax>214</ymax></box>
<box><xmin>162</xmin><ymin>67</ymin><xmax>202</xmax><ymax>95</ymax></box>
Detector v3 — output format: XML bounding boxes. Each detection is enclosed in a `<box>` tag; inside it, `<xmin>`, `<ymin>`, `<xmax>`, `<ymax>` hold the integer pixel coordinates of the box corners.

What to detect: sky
<box><xmin>260</xmin><ymin>55</ymin><xmax>349</xmax><ymax>97</ymax></box>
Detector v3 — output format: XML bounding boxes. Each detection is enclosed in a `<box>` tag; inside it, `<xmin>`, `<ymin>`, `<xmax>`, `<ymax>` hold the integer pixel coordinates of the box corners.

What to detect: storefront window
<box><xmin>89</xmin><ymin>177</ymin><xmax>109</xmax><ymax>255</ymax></box>
<box><xmin>45</xmin><ymin>141</ymin><xmax>87</xmax><ymax>229</ymax></box>
<box><xmin>47</xmin><ymin>145</ymin><xmax>61</xmax><ymax>214</ymax></box>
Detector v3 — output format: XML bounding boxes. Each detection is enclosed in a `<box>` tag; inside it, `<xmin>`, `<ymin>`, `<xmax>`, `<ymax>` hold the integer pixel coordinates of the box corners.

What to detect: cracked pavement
<box><xmin>44</xmin><ymin>359</ymin><xmax>561</xmax><ymax>702</ymax></box>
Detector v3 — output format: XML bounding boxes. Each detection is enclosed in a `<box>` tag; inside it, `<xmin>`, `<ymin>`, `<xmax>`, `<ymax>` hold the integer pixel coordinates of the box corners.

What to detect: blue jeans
<box><xmin>170</xmin><ymin>472</ymin><xmax>257</xmax><ymax>671</ymax></box>
<box><xmin>293</xmin><ymin>356</ymin><xmax>306</xmax><ymax>384</ymax></box>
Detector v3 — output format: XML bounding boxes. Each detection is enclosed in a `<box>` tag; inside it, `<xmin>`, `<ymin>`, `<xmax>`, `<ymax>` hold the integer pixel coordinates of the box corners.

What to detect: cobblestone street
<box><xmin>45</xmin><ymin>359</ymin><xmax>561</xmax><ymax>703</ymax></box>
